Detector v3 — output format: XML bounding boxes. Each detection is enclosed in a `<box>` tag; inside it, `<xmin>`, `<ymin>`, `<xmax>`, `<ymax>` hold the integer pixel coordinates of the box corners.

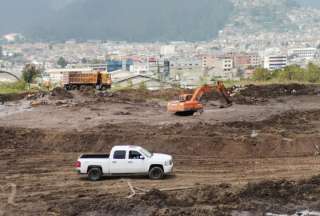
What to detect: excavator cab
<box><xmin>179</xmin><ymin>94</ymin><xmax>193</xmax><ymax>102</ymax></box>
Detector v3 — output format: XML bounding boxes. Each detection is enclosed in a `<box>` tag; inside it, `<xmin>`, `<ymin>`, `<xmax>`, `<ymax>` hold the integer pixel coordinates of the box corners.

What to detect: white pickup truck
<box><xmin>75</xmin><ymin>145</ymin><xmax>173</xmax><ymax>181</ymax></box>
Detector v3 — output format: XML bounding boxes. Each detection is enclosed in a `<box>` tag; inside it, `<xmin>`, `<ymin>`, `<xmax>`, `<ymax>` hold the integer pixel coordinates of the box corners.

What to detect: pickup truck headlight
<box><xmin>165</xmin><ymin>160</ymin><xmax>173</xmax><ymax>166</ymax></box>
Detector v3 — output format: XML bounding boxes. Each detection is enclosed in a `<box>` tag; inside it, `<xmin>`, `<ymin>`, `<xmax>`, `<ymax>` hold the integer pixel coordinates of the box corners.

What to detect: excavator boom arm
<box><xmin>190</xmin><ymin>85</ymin><xmax>212</xmax><ymax>102</ymax></box>
<box><xmin>167</xmin><ymin>81</ymin><xmax>232</xmax><ymax>115</ymax></box>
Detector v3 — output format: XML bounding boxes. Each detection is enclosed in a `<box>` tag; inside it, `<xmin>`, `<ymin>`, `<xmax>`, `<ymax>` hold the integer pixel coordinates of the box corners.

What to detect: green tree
<box><xmin>90</xmin><ymin>59</ymin><xmax>104</xmax><ymax>64</ymax></box>
<box><xmin>126</xmin><ymin>80</ymin><xmax>133</xmax><ymax>88</ymax></box>
<box><xmin>57</xmin><ymin>57</ymin><xmax>68</xmax><ymax>68</ymax></box>
<box><xmin>252</xmin><ymin>68</ymin><xmax>271</xmax><ymax>81</ymax></box>
<box><xmin>287</xmin><ymin>65</ymin><xmax>306</xmax><ymax>81</ymax></box>
<box><xmin>306</xmin><ymin>63</ymin><xmax>320</xmax><ymax>83</ymax></box>
<box><xmin>81</xmin><ymin>58</ymin><xmax>88</xmax><ymax>64</ymax></box>
<box><xmin>22</xmin><ymin>64</ymin><xmax>41</xmax><ymax>86</ymax></box>
<box><xmin>138</xmin><ymin>81</ymin><xmax>147</xmax><ymax>90</ymax></box>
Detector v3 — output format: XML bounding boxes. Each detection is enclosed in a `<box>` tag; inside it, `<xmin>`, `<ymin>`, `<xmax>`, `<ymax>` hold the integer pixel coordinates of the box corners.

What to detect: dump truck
<box><xmin>63</xmin><ymin>71</ymin><xmax>112</xmax><ymax>90</ymax></box>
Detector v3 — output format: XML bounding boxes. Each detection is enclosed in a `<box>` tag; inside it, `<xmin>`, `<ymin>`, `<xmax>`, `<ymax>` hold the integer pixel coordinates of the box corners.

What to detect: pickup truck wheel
<box><xmin>148</xmin><ymin>167</ymin><xmax>164</xmax><ymax>180</ymax></box>
<box><xmin>88</xmin><ymin>167</ymin><xmax>102</xmax><ymax>181</ymax></box>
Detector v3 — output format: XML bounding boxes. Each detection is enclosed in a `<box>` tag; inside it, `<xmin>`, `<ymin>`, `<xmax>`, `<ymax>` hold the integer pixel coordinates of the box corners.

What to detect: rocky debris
<box><xmin>30</xmin><ymin>100</ymin><xmax>48</xmax><ymax>107</ymax></box>
<box><xmin>26</xmin><ymin>91</ymin><xmax>47</xmax><ymax>100</ymax></box>
<box><xmin>50</xmin><ymin>87</ymin><xmax>73</xmax><ymax>100</ymax></box>
<box><xmin>79</xmin><ymin>86</ymin><xmax>97</xmax><ymax>97</ymax></box>
<box><xmin>239</xmin><ymin>176</ymin><xmax>320</xmax><ymax>213</ymax></box>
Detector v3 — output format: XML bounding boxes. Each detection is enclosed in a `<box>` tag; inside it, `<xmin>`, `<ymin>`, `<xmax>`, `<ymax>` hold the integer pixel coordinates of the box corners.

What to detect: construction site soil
<box><xmin>1</xmin><ymin>84</ymin><xmax>320</xmax><ymax>215</ymax></box>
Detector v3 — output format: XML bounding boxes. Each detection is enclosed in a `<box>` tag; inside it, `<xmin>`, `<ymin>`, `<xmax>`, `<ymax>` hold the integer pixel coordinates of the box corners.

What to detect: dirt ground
<box><xmin>1</xmin><ymin>84</ymin><xmax>320</xmax><ymax>215</ymax></box>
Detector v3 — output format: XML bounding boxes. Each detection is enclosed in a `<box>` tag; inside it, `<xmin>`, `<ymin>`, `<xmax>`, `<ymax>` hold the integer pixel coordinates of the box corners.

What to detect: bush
<box><xmin>252</xmin><ymin>68</ymin><xmax>271</xmax><ymax>81</ymax></box>
<box><xmin>306</xmin><ymin>63</ymin><xmax>320</xmax><ymax>83</ymax></box>
<box><xmin>0</xmin><ymin>81</ymin><xmax>26</xmax><ymax>94</ymax></box>
<box><xmin>138</xmin><ymin>81</ymin><xmax>147</xmax><ymax>90</ymax></box>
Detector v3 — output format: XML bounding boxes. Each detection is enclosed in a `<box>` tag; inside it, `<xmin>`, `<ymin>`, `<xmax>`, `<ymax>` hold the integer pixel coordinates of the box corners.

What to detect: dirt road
<box><xmin>1</xmin><ymin>84</ymin><xmax>320</xmax><ymax>215</ymax></box>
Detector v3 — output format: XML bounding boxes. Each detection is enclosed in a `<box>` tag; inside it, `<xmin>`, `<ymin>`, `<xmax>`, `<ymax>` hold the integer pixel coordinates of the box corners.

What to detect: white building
<box><xmin>288</xmin><ymin>48</ymin><xmax>317</xmax><ymax>59</ymax></box>
<box><xmin>206</xmin><ymin>57</ymin><xmax>237</xmax><ymax>80</ymax></box>
<box><xmin>264</xmin><ymin>55</ymin><xmax>287</xmax><ymax>70</ymax></box>
<box><xmin>129</xmin><ymin>62</ymin><xmax>148</xmax><ymax>74</ymax></box>
<box><xmin>160</xmin><ymin>45</ymin><xmax>176</xmax><ymax>57</ymax></box>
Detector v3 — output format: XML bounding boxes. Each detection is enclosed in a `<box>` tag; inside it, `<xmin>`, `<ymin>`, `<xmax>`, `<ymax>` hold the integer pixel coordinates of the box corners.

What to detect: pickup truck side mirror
<box><xmin>140</xmin><ymin>156</ymin><xmax>145</xmax><ymax>160</ymax></box>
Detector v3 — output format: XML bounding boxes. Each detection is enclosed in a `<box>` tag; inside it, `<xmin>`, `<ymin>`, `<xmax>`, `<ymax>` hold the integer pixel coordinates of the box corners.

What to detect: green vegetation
<box><xmin>138</xmin><ymin>81</ymin><xmax>147</xmax><ymax>90</ymax></box>
<box><xmin>0</xmin><ymin>81</ymin><xmax>26</xmax><ymax>94</ymax></box>
<box><xmin>22</xmin><ymin>64</ymin><xmax>41</xmax><ymax>85</ymax></box>
<box><xmin>81</xmin><ymin>58</ymin><xmax>88</xmax><ymax>64</ymax></box>
<box><xmin>252</xmin><ymin>64</ymin><xmax>320</xmax><ymax>83</ymax></box>
<box><xmin>57</xmin><ymin>57</ymin><xmax>68</xmax><ymax>68</ymax></box>
<box><xmin>0</xmin><ymin>46</ymin><xmax>3</xmax><ymax>59</ymax></box>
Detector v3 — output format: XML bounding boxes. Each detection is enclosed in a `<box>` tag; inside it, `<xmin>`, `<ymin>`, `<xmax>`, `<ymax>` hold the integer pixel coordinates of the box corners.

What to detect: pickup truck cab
<box><xmin>75</xmin><ymin>145</ymin><xmax>173</xmax><ymax>181</ymax></box>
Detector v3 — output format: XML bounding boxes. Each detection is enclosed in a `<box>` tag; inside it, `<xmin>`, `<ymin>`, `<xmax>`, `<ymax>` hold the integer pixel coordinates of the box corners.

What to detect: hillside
<box><xmin>0</xmin><ymin>0</ymin><xmax>234</xmax><ymax>42</ymax></box>
<box><xmin>219</xmin><ymin>0</ymin><xmax>320</xmax><ymax>42</ymax></box>
<box><xmin>0</xmin><ymin>0</ymin><xmax>320</xmax><ymax>42</ymax></box>
<box><xmin>295</xmin><ymin>0</ymin><xmax>320</xmax><ymax>8</ymax></box>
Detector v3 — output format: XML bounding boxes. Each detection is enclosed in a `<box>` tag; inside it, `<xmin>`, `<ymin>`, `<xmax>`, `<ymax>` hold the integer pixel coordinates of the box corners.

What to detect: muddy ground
<box><xmin>1</xmin><ymin>84</ymin><xmax>320</xmax><ymax>215</ymax></box>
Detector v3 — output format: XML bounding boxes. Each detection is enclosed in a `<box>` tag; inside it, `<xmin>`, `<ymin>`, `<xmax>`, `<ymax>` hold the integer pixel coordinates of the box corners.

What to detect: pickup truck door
<box><xmin>110</xmin><ymin>150</ymin><xmax>129</xmax><ymax>174</ymax></box>
<box><xmin>127</xmin><ymin>150</ymin><xmax>147</xmax><ymax>173</ymax></box>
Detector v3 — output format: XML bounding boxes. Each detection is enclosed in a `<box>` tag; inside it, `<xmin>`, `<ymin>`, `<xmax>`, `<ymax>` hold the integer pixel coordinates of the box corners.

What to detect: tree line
<box><xmin>252</xmin><ymin>63</ymin><xmax>320</xmax><ymax>83</ymax></box>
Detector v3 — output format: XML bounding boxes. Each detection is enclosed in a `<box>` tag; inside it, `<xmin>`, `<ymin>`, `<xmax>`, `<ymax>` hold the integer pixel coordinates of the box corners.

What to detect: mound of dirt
<box><xmin>50</xmin><ymin>87</ymin><xmax>73</xmax><ymax>100</ymax></box>
<box><xmin>0</xmin><ymin>92</ymin><xmax>29</xmax><ymax>102</ymax></box>
<box><xmin>1</xmin><ymin>110</ymin><xmax>320</xmax><ymax>159</ymax></box>
<box><xmin>111</xmin><ymin>88</ymin><xmax>192</xmax><ymax>103</ymax></box>
<box><xmin>239</xmin><ymin>175</ymin><xmax>320</xmax><ymax>213</ymax></box>
<box><xmin>232</xmin><ymin>84</ymin><xmax>320</xmax><ymax>105</ymax></box>
<box><xmin>50</xmin><ymin>176</ymin><xmax>320</xmax><ymax>216</ymax></box>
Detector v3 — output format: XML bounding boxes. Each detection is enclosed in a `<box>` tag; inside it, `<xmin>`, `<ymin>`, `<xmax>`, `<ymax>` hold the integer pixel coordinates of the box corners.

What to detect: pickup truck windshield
<box><xmin>139</xmin><ymin>147</ymin><xmax>152</xmax><ymax>158</ymax></box>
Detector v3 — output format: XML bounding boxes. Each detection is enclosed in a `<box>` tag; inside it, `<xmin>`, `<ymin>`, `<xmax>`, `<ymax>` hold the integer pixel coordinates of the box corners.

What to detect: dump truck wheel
<box><xmin>148</xmin><ymin>166</ymin><xmax>164</xmax><ymax>180</ymax></box>
<box><xmin>198</xmin><ymin>109</ymin><xmax>204</xmax><ymax>114</ymax></box>
<box><xmin>88</xmin><ymin>167</ymin><xmax>102</xmax><ymax>181</ymax></box>
<box><xmin>101</xmin><ymin>85</ymin><xmax>107</xmax><ymax>91</ymax></box>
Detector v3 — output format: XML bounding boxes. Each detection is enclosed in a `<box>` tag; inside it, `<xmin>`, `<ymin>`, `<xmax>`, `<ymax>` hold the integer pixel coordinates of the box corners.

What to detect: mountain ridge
<box><xmin>0</xmin><ymin>0</ymin><xmax>319</xmax><ymax>42</ymax></box>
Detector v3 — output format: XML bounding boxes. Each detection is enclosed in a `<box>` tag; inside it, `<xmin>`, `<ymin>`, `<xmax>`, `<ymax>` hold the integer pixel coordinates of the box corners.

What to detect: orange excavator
<box><xmin>167</xmin><ymin>81</ymin><xmax>232</xmax><ymax>116</ymax></box>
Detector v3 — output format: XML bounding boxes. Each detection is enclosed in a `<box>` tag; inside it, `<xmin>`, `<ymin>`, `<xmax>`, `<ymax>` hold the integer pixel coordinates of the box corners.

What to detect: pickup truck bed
<box><xmin>80</xmin><ymin>154</ymin><xmax>109</xmax><ymax>159</ymax></box>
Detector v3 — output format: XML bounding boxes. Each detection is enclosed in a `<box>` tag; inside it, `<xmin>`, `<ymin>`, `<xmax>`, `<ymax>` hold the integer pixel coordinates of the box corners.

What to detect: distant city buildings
<box><xmin>264</xmin><ymin>55</ymin><xmax>288</xmax><ymax>70</ymax></box>
<box><xmin>1</xmin><ymin>32</ymin><xmax>320</xmax><ymax>84</ymax></box>
<box><xmin>288</xmin><ymin>47</ymin><xmax>317</xmax><ymax>59</ymax></box>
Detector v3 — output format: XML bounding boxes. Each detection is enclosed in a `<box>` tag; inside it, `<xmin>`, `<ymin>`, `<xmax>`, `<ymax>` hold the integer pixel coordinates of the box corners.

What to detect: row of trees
<box><xmin>0</xmin><ymin>46</ymin><xmax>3</xmax><ymax>59</ymax></box>
<box><xmin>252</xmin><ymin>63</ymin><xmax>320</xmax><ymax>83</ymax></box>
